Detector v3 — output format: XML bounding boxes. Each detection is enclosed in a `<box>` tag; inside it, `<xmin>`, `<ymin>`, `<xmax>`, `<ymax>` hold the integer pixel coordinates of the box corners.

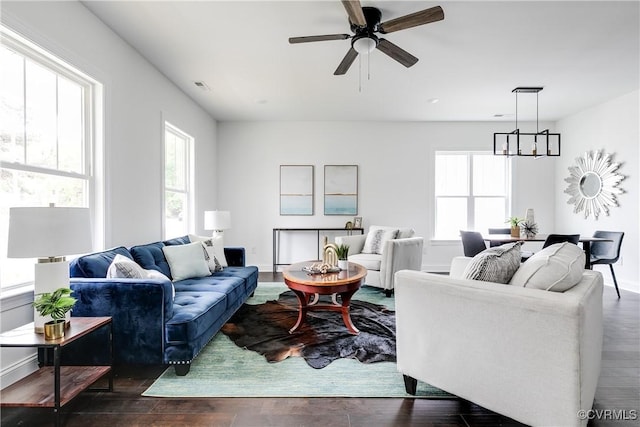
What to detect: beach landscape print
<box><xmin>324</xmin><ymin>165</ymin><xmax>358</xmax><ymax>215</ymax></box>
<box><xmin>280</xmin><ymin>165</ymin><xmax>314</xmax><ymax>215</ymax></box>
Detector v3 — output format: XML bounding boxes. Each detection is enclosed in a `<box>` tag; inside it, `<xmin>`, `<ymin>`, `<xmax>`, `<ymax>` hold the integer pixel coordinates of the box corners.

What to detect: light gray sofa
<box><xmin>336</xmin><ymin>226</ymin><xmax>423</xmax><ymax>296</ymax></box>
<box><xmin>395</xmin><ymin>254</ymin><xmax>604</xmax><ymax>427</ymax></box>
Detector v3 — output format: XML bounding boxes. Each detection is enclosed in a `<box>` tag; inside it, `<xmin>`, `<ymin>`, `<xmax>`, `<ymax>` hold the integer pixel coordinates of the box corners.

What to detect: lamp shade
<box><xmin>204</xmin><ymin>210</ymin><xmax>231</xmax><ymax>231</ymax></box>
<box><xmin>7</xmin><ymin>207</ymin><xmax>93</xmax><ymax>258</ymax></box>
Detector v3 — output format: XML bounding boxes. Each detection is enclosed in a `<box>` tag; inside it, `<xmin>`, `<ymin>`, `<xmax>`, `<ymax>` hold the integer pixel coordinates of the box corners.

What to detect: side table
<box><xmin>0</xmin><ymin>317</ymin><xmax>113</xmax><ymax>427</ymax></box>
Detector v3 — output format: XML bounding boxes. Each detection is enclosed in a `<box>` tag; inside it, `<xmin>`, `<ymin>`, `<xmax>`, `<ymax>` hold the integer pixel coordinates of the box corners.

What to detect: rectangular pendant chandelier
<box><xmin>493</xmin><ymin>87</ymin><xmax>561</xmax><ymax>157</ymax></box>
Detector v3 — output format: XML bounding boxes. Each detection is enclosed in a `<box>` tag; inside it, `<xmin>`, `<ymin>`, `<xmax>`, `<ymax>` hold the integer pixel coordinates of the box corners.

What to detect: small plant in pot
<box><xmin>506</xmin><ymin>217</ymin><xmax>524</xmax><ymax>238</ymax></box>
<box><xmin>33</xmin><ymin>288</ymin><xmax>77</xmax><ymax>340</ymax></box>
<box><xmin>335</xmin><ymin>244</ymin><xmax>350</xmax><ymax>270</ymax></box>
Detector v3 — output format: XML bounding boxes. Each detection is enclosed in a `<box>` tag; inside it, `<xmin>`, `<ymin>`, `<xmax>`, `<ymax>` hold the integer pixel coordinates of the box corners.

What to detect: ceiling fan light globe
<box><xmin>353</xmin><ymin>37</ymin><xmax>377</xmax><ymax>54</ymax></box>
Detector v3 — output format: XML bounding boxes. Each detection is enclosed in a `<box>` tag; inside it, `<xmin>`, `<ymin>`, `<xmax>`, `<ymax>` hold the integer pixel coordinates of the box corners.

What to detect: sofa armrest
<box><xmin>70</xmin><ymin>277</ymin><xmax>173</xmax><ymax>365</ymax></box>
<box><xmin>335</xmin><ymin>234</ymin><xmax>367</xmax><ymax>255</ymax></box>
<box><xmin>224</xmin><ymin>247</ymin><xmax>245</xmax><ymax>267</ymax></box>
<box><xmin>394</xmin><ymin>269</ymin><xmax>603</xmax><ymax>427</ymax></box>
<box><xmin>380</xmin><ymin>237</ymin><xmax>424</xmax><ymax>289</ymax></box>
<box><xmin>450</xmin><ymin>256</ymin><xmax>472</xmax><ymax>278</ymax></box>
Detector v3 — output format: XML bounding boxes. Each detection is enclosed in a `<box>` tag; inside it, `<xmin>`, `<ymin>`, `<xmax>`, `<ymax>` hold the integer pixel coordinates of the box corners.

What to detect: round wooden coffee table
<box><xmin>283</xmin><ymin>261</ymin><xmax>367</xmax><ymax>335</ymax></box>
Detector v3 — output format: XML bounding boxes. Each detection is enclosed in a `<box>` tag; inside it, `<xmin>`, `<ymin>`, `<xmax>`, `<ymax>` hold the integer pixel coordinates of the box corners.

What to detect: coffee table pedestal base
<box><xmin>289</xmin><ymin>289</ymin><xmax>360</xmax><ymax>335</ymax></box>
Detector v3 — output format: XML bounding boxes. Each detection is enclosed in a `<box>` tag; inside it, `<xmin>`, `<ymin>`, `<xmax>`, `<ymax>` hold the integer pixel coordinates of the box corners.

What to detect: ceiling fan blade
<box><xmin>341</xmin><ymin>0</ymin><xmax>366</xmax><ymax>27</ymax></box>
<box><xmin>379</xmin><ymin>6</ymin><xmax>444</xmax><ymax>34</ymax></box>
<box><xmin>376</xmin><ymin>39</ymin><xmax>418</xmax><ymax>68</ymax></box>
<box><xmin>334</xmin><ymin>47</ymin><xmax>359</xmax><ymax>75</ymax></box>
<box><xmin>289</xmin><ymin>34</ymin><xmax>351</xmax><ymax>44</ymax></box>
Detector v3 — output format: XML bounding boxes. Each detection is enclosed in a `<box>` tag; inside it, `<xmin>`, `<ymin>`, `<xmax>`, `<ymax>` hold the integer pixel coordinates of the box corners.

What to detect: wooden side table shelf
<box><xmin>0</xmin><ymin>317</ymin><xmax>113</xmax><ymax>427</ymax></box>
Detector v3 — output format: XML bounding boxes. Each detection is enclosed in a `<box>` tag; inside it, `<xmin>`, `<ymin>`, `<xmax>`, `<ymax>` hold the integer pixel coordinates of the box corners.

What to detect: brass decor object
<box><xmin>564</xmin><ymin>150</ymin><xmax>625</xmax><ymax>219</ymax></box>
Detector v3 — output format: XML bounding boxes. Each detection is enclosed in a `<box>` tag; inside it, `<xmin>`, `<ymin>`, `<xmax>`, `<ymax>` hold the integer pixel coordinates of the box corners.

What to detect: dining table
<box><xmin>483</xmin><ymin>234</ymin><xmax>612</xmax><ymax>269</ymax></box>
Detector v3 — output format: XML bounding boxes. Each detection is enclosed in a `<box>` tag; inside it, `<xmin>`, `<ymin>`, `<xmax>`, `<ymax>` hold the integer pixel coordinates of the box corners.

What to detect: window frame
<box><xmin>433</xmin><ymin>150</ymin><xmax>511</xmax><ymax>240</ymax></box>
<box><xmin>0</xmin><ymin>25</ymin><xmax>102</xmax><ymax>292</ymax></box>
<box><xmin>162</xmin><ymin>121</ymin><xmax>194</xmax><ymax>240</ymax></box>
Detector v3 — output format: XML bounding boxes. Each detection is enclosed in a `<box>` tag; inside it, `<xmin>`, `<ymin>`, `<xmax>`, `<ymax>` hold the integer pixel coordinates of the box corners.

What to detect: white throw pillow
<box><xmin>107</xmin><ymin>254</ymin><xmax>145</xmax><ymax>279</ymax></box>
<box><xmin>202</xmin><ymin>238</ymin><xmax>223</xmax><ymax>273</ymax></box>
<box><xmin>189</xmin><ymin>234</ymin><xmax>228</xmax><ymax>267</ymax></box>
<box><xmin>462</xmin><ymin>242</ymin><xmax>523</xmax><ymax>284</ymax></box>
<box><xmin>106</xmin><ymin>254</ymin><xmax>175</xmax><ymax>298</ymax></box>
<box><xmin>362</xmin><ymin>226</ymin><xmax>399</xmax><ymax>255</ymax></box>
<box><xmin>162</xmin><ymin>242</ymin><xmax>211</xmax><ymax>282</ymax></box>
<box><xmin>509</xmin><ymin>242</ymin><xmax>585</xmax><ymax>292</ymax></box>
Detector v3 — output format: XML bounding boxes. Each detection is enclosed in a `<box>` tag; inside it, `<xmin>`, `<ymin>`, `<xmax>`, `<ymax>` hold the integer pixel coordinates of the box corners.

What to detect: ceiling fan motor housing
<box><xmin>350</xmin><ymin>7</ymin><xmax>382</xmax><ymax>52</ymax></box>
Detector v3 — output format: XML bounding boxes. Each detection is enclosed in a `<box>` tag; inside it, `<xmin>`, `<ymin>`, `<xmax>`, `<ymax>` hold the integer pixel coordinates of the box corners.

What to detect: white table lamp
<box><xmin>204</xmin><ymin>210</ymin><xmax>231</xmax><ymax>236</ymax></box>
<box><xmin>8</xmin><ymin>206</ymin><xmax>93</xmax><ymax>333</ymax></box>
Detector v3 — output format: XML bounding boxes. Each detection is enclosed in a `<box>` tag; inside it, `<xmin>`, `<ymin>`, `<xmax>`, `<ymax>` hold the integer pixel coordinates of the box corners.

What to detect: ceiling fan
<box><xmin>289</xmin><ymin>0</ymin><xmax>444</xmax><ymax>75</ymax></box>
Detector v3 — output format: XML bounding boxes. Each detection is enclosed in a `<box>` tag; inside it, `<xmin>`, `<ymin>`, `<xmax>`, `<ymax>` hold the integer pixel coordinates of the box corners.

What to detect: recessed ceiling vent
<box><xmin>194</xmin><ymin>81</ymin><xmax>211</xmax><ymax>91</ymax></box>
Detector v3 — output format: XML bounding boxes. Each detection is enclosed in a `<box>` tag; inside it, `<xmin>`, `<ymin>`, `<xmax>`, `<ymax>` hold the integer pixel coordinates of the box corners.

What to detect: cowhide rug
<box><xmin>221</xmin><ymin>291</ymin><xmax>396</xmax><ymax>369</ymax></box>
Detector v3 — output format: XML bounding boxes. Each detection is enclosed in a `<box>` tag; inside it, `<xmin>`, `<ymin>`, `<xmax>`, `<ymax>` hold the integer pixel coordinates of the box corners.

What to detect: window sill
<box><xmin>429</xmin><ymin>239</ymin><xmax>461</xmax><ymax>246</ymax></box>
<box><xmin>0</xmin><ymin>283</ymin><xmax>35</xmax><ymax>312</ymax></box>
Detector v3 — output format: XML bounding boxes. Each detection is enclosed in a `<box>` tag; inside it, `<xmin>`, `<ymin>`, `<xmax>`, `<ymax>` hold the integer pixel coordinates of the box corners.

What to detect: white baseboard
<box><xmin>0</xmin><ymin>353</ymin><xmax>38</xmax><ymax>389</ymax></box>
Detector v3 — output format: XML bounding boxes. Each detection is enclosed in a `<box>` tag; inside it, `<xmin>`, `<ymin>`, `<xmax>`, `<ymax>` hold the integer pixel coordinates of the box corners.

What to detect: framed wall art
<box><xmin>280</xmin><ymin>165</ymin><xmax>314</xmax><ymax>215</ymax></box>
<box><xmin>324</xmin><ymin>165</ymin><xmax>358</xmax><ymax>215</ymax></box>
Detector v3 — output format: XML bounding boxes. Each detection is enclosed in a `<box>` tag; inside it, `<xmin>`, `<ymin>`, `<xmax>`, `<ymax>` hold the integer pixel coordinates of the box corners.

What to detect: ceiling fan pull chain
<box><xmin>358</xmin><ymin>55</ymin><xmax>362</xmax><ymax>93</ymax></box>
<box><xmin>367</xmin><ymin>51</ymin><xmax>371</xmax><ymax>81</ymax></box>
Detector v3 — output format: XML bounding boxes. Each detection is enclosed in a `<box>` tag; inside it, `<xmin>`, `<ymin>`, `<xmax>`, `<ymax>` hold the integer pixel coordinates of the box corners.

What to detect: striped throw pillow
<box><xmin>462</xmin><ymin>241</ymin><xmax>523</xmax><ymax>284</ymax></box>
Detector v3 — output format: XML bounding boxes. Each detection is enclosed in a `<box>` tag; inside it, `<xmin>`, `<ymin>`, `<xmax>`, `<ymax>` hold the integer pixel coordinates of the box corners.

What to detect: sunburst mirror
<box><xmin>564</xmin><ymin>150</ymin><xmax>624</xmax><ymax>219</ymax></box>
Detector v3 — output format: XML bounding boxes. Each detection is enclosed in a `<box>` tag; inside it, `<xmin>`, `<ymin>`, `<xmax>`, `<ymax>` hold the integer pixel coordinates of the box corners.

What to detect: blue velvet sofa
<box><xmin>68</xmin><ymin>236</ymin><xmax>258</xmax><ymax>375</ymax></box>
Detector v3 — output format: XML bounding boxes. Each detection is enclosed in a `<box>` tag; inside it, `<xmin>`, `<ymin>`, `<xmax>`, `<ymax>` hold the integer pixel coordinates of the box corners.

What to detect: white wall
<box><xmin>217</xmin><ymin>121</ymin><xmax>557</xmax><ymax>272</ymax></box>
<box><xmin>0</xmin><ymin>0</ymin><xmax>218</xmax><ymax>386</ymax></box>
<box><xmin>555</xmin><ymin>90</ymin><xmax>639</xmax><ymax>293</ymax></box>
<box><xmin>1</xmin><ymin>1</ymin><xmax>218</xmax><ymax>248</ymax></box>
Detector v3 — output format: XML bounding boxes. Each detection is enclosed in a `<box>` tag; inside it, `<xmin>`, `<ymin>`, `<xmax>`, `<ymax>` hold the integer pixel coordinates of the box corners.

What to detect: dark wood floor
<box><xmin>2</xmin><ymin>272</ymin><xmax>638</xmax><ymax>427</ymax></box>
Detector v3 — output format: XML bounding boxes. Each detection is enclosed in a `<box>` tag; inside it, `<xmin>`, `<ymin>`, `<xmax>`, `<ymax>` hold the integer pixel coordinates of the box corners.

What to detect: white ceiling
<box><xmin>82</xmin><ymin>1</ymin><xmax>639</xmax><ymax>122</ymax></box>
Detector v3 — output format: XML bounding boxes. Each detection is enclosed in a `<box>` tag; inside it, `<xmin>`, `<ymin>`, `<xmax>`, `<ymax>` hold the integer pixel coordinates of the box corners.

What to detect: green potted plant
<box><xmin>506</xmin><ymin>217</ymin><xmax>524</xmax><ymax>238</ymax></box>
<box><xmin>335</xmin><ymin>244</ymin><xmax>350</xmax><ymax>270</ymax></box>
<box><xmin>33</xmin><ymin>288</ymin><xmax>77</xmax><ymax>340</ymax></box>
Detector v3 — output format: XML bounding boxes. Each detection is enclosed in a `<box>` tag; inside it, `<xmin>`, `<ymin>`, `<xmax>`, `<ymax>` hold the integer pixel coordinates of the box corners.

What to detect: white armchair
<box><xmin>336</xmin><ymin>226</ymin><xmax>423</xmax><ymax>297</ymax></box>
<box><xmin>394</xmin><ymin>257</ymin><xmax>604</xmax><ymax>427</ymax></box>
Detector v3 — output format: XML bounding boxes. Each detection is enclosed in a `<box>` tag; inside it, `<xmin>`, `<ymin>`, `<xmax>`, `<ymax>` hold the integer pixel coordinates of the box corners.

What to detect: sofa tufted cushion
<box><xmin>70</xmin><ymin>246</ymin><xmax>133</xmax><ymax>278</ymax></box>
<box><xmin>462</xmin><ymin>242</ymin><xmax>522</xmax><ymax>284</ymax></box>
<box><xmin>162</xmin><ymin>242</ymin><xmax>210</xmax><ymax>282</ymax></box>
<box><xmin>131</xmin><ymin>242</ymin><xmax>173</xmax><ymax>278</ymax></box>
<box><xmin>173</xmin><ymin>276</ymin><xmax>245</xmax><ymax>309</ymax></box>
<box><xmin>510</xmin><ymin>242</ymin><xmax>585</xmax><ymax>292</ymax></box>
<box><xmin>166</xmin><ymin>291</ymin><xmax>228</xmax><ymax>344</ymax></box>
<box><xmin>348</xmin><ymin>253</ymin><xmax>382</xmax><ymax>271</ymax></box>
<box><xmin>362</xmin><ymin>226</ymin><xmax>399</xmax><ymax>255</ymax></box>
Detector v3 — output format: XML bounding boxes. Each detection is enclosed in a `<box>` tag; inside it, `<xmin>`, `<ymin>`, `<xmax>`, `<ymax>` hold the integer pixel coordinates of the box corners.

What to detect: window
<box><xmin>163</xmin><ymin>122</ymin><xmax>193</xmax><ymax>239</ymax></box>
<box><xmin>0</xmin><ymin>26</ymin><xmax>100</xmax><ymax>290</ymax></box>
<box><xmin>434</xmin><ymin>152</ymin><xmax>510</xmax><ymax>239</ymax></box>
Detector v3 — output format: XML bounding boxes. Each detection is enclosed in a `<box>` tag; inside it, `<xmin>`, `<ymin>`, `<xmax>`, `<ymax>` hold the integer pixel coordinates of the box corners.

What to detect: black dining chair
<box><xmin>590</xmin><ymin>231</ymin><xmax>624</xmax><ymax>299</ymax></box>
<box><xmin>460</xmin><ymin>231</ymin><xmax>487</xmax><ymax>257</ymax></box>
<box><xmin>488</xmin><ymin>228</ymin><xmax>511</xmax><ymax>247</ymax></box>
<box><xmin>488</xmin><ymin>227</ymin><xmax>511</xmax><ymax>235</ymax></box>
<box><xmin>542</xmin><ymin>234</ymin><xmax>580</xmax><ymax>248</ymax></box>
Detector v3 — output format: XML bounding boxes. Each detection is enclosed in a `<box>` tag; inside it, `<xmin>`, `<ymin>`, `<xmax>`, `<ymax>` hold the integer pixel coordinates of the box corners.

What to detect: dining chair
<box><xmin>542</xmin><ymin>234</ymin><xmax>580</xmax><ymax>248</ymax></box>
<box><xmin>590</xmin><ymin>231</ymin><xmax>624</xmax><ymax>298</ymax></box>
<box><xmin>460</xmin><ymin>231</ymin><xmax>487</xmax><ymax>257</ymax></box>
<box><xmin>488</xmin><ymin>228</ymin><xmax>511</xmax><ymax>247</ymax></box>
<box><xmin>488</xmin><ymin>227</ymin><xmax>510</xmax><ymax>234</ymax></box>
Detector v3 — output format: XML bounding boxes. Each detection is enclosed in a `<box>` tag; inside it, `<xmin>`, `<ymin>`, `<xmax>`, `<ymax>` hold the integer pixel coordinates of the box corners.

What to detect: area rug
<box><xmin>142</xmin><ymin>283</ymin><xmax>450</xmax><ymax>398</ymax></box>
<box><xmin>221</xmin><ymin>287</ymin><xmax>395</xmax><ymax>368</ymax></box>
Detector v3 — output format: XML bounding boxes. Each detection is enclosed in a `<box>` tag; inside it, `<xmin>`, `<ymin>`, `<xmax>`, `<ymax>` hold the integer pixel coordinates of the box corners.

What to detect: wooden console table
<box><xmin>272</xmin><ymin>227</ymin><xmax>364</xmax><ymax>272</ymax></box>
<box><xmin>0</xmin><ymin>317</ymin><xmax>113</xmax><ymax>427</ymax></box>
